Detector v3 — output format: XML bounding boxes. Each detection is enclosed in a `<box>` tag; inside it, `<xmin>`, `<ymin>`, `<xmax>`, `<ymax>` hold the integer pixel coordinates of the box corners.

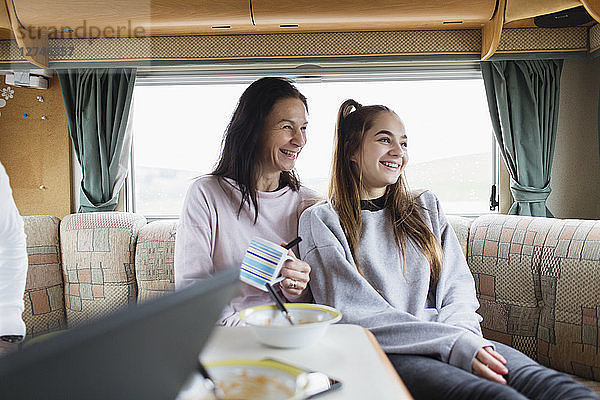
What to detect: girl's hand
<box><xmin>280</xmin><ymin>249</ymin><xmax>310</xmax><ymax>296</ymax></box>
<box><xmin>472</xmin><ymin>346</ymin><xmax>508</xmax><ymax>385</ymax></box>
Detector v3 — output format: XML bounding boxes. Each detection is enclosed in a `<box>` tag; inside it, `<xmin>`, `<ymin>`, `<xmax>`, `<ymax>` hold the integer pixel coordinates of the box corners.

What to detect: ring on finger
<box><xmin>289</xmin><ymin>280</ymin><xmax>297</xmax><ymax>290</ymax></box>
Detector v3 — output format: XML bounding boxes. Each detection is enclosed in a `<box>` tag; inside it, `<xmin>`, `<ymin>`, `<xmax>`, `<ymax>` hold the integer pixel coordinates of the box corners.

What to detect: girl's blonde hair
<box><xmin>329</xmin><ymin>99</ymin><xmax>443</xmax><ymax>283</ymax></box>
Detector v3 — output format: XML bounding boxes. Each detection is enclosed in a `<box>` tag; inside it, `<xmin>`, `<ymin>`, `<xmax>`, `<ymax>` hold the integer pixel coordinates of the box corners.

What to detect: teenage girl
<box><xmin>298</xmin><ymin>99</ymin><xmax>597</xmax><ymax>399</ymax></box>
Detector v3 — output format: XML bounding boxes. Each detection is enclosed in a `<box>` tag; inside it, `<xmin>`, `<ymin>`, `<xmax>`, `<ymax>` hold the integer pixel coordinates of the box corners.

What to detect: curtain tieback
<box><xmin>509</xmin><ymin>180</ymin><xmax>551</xmax><ymax>203</ymax></box>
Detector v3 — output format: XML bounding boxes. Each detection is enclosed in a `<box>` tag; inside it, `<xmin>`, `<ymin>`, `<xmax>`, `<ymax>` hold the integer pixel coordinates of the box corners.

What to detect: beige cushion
<box><xmin>469</xmin><ymin>214</ymin><xmax>600</xmax><ymax>382</ymax></box>
<box><xmin>447</xmin><ymin>215</ymin><xmax>472</xmax><ymax>259</ymax></box>
<box><xmin>60</xmin><ymin>212</ymin><xmax>146</xmax><ymax>327</ymax></box>
<box><xmin>468</xmin><ymin>215</ymin><xmax>553</xmax><ymax>360</ymax></box>
<box><xmin>135</xmin><ymin>220</ymin><xmax>178</xmax><ymax>302</ymax></box>
<box><xmin>538</xmin><ymin>218</ymin><xmax>600</xmax><ymax>380</ymax></box>
<box><xmin>22</xmin><ymin>215</ymin><xmax>66</xmax><ymax>339</ymax></box>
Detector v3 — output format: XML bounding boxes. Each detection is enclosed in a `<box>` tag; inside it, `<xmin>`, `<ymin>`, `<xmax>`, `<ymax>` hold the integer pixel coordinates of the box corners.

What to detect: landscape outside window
<box><xmin>131</xmin><ymin>76</ymin><xmax>494</xmax><ymax>217</ymax></box>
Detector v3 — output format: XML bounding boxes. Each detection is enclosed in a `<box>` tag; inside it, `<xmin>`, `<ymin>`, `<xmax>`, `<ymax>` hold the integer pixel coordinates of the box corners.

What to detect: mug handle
<box><xmin>272</xmin><ymin>254</ymin><xmax>295</xmax><ymax>284</ymax></box>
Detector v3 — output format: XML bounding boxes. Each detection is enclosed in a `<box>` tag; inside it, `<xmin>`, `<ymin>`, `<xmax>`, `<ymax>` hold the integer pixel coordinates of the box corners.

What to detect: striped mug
<box><xmin>239</xmin><ymin>237</ymin><xmax>294</xmax><ymax>292</ymax></box>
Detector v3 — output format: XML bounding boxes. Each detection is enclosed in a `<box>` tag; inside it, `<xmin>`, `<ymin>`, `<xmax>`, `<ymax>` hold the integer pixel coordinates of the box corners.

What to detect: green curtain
<box><xmin>481</xmin><ymin>60</ymin><xmax>563</xmax><ymax>217</ymax></box>
<box><xmin>58</xmin><ymin>68</ymin><xmax>136</xmax><ymax>212</ymax></box>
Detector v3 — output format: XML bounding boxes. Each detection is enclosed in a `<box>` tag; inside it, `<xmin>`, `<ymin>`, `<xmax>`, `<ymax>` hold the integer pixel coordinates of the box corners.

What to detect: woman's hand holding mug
<box><xmin>280</xmin><ymin>249</ymin><xmax>310</xmax><ymax>295</ymax></box>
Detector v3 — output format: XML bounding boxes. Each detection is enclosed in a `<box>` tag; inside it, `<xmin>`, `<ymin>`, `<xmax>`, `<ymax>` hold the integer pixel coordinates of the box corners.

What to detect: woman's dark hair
<box><xmin>212</xmin><ymin>77</ymin><xmax>308</xmax><ymax>222</ymax></box>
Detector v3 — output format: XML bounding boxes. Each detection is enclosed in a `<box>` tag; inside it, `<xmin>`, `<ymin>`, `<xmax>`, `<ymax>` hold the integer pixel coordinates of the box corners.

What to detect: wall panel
<box><xmin>547</xmin><ymin>57</ymin><xmax>600</xmax><ymax>219</ymax></box>
<box><xmin>0</xmin><ymin>76</ymin><xmax>72</xmax><ymax>217</ymax></box>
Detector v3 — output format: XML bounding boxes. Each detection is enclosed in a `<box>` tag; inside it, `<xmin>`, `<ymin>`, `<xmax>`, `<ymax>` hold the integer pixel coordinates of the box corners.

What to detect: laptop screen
<box><xmin>0</xmin><ymin>268</ymin><xmax>239</xmax><ymax>399</ymax></box>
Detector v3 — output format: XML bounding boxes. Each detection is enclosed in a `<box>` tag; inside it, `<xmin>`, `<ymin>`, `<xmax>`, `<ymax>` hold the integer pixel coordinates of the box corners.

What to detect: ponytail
<box><xmin>330</xmin><ymin>99</ymin><xmax>363</xmax><ymax>275</ymax></box>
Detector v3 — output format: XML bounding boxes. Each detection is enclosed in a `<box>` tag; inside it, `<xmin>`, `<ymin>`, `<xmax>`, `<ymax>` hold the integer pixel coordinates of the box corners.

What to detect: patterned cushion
<box><xmin>447</xmin><ymin>215</ymin><xmax>473</xmax><ymax>259</ymax></box>
<box><xmin>135</xmin><ymin>220</ymin><xmax>177</xmax><ymax>302</ymax></box>
<box><xmin>60</xmin><ymin>212</ymin><xmax>146</xmax><ymax>327</ymax></box>
<box><xmin>538</xmin><ymin>219</ymin><xmax>600</xmax><ymax>380</ymax></box>
<box><xmin>22</xmin><ymin>215</ymin><xmax>66</xmax><ymax>339</ymax></box>
<box><xmin>468</xmin><ymin>215</ymin><xmax>554</xmax><ymax>360</ymax></box>
<box><xmin>468</xmin><ymin>215</ymin><xmax>600</xmax><ymax>382</ymax></box>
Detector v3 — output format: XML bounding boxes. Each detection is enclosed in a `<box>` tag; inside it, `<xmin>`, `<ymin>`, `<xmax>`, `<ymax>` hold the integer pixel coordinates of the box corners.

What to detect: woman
<box><xmin>175</xmin><ymin>77</ymin><xmax>318</xmax><ymax>326</ymax></box>
<box><xmin>298</xmin><ymin>99</ymin><xmax>597</xmax><ymax>399</ymax></box>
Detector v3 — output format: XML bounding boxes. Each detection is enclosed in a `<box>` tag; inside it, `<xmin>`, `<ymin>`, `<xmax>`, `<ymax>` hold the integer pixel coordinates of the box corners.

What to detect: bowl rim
<box><xmin>205</xmin><ymin>358</ymin><xmax>304</xmax><ymax>377</ymax></box>
<box><xmin>239</xmin><ymin>303</ymin><xmax>342</xmax><ymax>328</ymax></box>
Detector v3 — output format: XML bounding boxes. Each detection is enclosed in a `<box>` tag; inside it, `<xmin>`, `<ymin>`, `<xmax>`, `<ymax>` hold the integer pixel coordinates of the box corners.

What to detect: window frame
<box><xmin>126</xmin><ymin>62</ymin><xmax>499</xmax><ymax>219</ymax></box>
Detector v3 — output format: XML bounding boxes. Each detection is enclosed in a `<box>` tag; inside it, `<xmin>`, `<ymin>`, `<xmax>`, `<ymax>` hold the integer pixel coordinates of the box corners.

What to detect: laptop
<box><xmin>0</xmin><ymin>268</ymin><xmax>239</xmax><ymax>400</ymax></box>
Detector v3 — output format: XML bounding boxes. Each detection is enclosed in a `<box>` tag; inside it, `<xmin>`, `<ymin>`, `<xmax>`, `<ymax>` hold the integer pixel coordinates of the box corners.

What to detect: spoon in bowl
<box><xmin>265</xmin><ymin>282</ymin><xmax>295</xmax><ymax>325</ymax></box>
<box><xmin>263</xmin><ymin>236</ymin><xmax>302</xmax><ymax>325</ymax></box>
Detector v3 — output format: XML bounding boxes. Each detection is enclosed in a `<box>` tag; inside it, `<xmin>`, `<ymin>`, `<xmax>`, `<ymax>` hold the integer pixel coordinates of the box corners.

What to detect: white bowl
<box><xmin>239</xmin><ymin>304</ymin><xmax>342</xmax><ymax>348</ymax></box>
<box><xmin>176</xmin><ymin>359</ymin><xmax>302</xmax><ymax>400</ymax></box>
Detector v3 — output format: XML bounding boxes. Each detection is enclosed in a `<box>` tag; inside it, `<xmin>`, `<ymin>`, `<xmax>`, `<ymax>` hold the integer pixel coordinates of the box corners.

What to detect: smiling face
<box><xmin>258</xmin><ymin>97</ymin><xmax>308</xmax><ymax>179</ymax></box>
<box><xmin>353</xmin><ymin>111</ymin><xmax>408</xmax><ymax>199</ymax></box>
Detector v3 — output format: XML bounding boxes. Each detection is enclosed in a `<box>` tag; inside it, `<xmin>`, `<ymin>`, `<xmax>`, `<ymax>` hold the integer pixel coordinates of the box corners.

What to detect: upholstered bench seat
<box><xmin>18</xmin><ymin>212</ymin><xmax>600</xmax><ymax>394</ymax></box>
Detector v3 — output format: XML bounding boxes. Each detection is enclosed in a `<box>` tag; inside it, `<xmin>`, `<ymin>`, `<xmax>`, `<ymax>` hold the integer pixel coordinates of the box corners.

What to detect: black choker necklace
<box><xmin>360</xmin><ymin>194</ymin><xmax>386</xmax><ymax>211</ymax></box>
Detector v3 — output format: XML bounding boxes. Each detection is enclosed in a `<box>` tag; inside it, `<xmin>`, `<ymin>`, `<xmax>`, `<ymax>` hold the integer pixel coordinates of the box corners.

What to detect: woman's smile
<box><xmin>280</xmin><ymin>148</ymin><xmax>299</xmax><ymax>159</ymax></box>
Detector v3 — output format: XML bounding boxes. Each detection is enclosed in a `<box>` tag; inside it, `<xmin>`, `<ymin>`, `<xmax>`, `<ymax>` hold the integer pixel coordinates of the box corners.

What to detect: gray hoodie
<box><xmin>298</xmin><ymin>191</ymin><xmax>492</xmax><ymax>372</ymax></box>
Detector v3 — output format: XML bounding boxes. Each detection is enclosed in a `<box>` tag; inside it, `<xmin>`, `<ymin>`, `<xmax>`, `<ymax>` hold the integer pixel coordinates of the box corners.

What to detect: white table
<box><xmin>200</xmin><ymin>324</ymin><xmax>413</xmax><ymax>399</ymax></box>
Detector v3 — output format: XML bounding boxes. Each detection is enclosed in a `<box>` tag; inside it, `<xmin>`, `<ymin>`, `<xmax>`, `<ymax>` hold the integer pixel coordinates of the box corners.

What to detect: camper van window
<box><xmin>128</xmin><ymin>68</ymin><xmax>498</xmax><ymax>218</ymax></box>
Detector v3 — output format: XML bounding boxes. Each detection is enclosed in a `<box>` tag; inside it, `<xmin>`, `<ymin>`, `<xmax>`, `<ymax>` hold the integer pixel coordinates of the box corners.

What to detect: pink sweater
<box><xmin>174</xmin><ymin>175</ymin><xmax>320</xmax><ymax>326</ymax></box>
